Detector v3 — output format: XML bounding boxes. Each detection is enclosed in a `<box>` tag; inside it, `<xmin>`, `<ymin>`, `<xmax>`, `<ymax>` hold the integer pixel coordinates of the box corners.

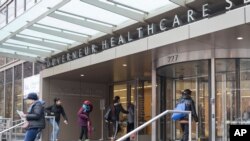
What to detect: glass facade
<box><xmin>215</xmin><ymin>59</ymin><xmax>250</xmax><ymax>140</ymax></box>
<box><xmin>0</xmin><ymin>60</ymin><xmax>44</xmax><ymax>118</ymax></box>
<box><xmin>156</xmin><ymin>58</ymin><xmax>250</xmax><ymax>141</ymax></box>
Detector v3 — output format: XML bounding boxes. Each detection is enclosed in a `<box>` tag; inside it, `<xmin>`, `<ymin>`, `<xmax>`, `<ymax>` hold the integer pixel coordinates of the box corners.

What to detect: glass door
<box><xmin>174</xmin><ymin>76</ymin><xmax>209</xmax><ymax>140</ymax></box>
<box><xmin>157</xmin><ymin>60</ymin><xmax>210</xmax><ymax>141</ymax></box>
<box><xmin>112</xmin><ymin>80</ymin><xmax>152</xmax><ymax>140</ymax></box>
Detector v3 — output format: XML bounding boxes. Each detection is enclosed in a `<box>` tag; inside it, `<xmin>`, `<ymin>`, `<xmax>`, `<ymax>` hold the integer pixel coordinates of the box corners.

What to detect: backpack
<box><xmin>171</xmin><ymin>100</ymin><xmax>187</xmax><ymax>121</ymax></box>
<box><xmin>104</xmin><ymin>106</ymin><xmax>114</xmax><ymax>122</ymax></box>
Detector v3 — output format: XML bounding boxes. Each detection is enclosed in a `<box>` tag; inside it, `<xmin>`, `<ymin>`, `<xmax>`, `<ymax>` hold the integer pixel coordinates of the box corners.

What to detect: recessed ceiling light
<box><xmin>237</xmin><ymin>37</ymin><xmax>243</xmax><ymax>40</ymax></box>
<box><xmin>122</xmin><ymin>64</ymin><xmax>127</xmax><ymax>67</ymax></box>
<box><xmin>80</xmin><ymin>74</ymin><xmax>85</xmax><ymax>77</ymax></box>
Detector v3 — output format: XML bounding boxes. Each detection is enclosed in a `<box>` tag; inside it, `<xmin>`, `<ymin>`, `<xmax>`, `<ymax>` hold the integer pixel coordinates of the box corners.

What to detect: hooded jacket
<box><xmin>77</xmin><ymin>107</ymin><xmax>89</xmax><ymax>127</ymax></box>
<box><xmin>179</xmin><ymin>94</ymin><xmax>198</xmax><ymax>122</ymax></box>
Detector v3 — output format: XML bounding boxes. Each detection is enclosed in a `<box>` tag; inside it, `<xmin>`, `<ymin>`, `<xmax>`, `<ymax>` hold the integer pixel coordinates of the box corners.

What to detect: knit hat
<box><xmin>25</xmin><ymin>92</ymin><xmax>38</xmax><ymax>100</ymax></box>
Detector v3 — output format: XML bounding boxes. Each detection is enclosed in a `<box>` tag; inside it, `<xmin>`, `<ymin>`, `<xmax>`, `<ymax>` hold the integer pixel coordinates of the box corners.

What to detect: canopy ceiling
<box><xmin>0</xmin><ymin>0</ymin><xmax>185</xmax><ymax>62</ymax></box>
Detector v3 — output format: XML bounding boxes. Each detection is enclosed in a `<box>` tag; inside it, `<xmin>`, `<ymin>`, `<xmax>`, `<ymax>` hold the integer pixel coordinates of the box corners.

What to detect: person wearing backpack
<box><xmin>179</xmin><ymin>89</ymin><xmax>198</xmax><ymax>141</ymax></box>
<box><xmin>111</xmin><ymin>96</ymin><xmax>129</xmax><ymax>140</ymax></box>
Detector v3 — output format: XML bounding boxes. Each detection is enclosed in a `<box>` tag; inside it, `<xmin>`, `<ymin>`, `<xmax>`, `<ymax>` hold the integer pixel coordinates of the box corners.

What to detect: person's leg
<box><xmin>113</xmin><ymin>121</ymin><xmax>119</xmax><ymax>139</ymax></box>
<box><xmin>54</xmin><ymin>122</ymin><xmax>60</xmax><ymax>140</ymax></box>
<box><xmin>83</xmin><ymin>126</ymin><xmax>89</xmax><ymax>140</ymax></box>
<box><xmin>183</xmin><ymin>123</ymin><xmax>189</xmax><ymax>141</ymax></box>
<box><xmin>24</xmin><ymin>129</ymin><xmax>39</xmax><ymax>141</ymax></box>
<box><xmin>79</xmin><ymin>126</ymin><xmax>84</xmax><ymax>140</ymax></box>
<box><xmin>126</xmin><ymin>123</ymin><xmax>133</xmax><ymax>141</ymax></box>
<box><xmin>180</xmin><ymin>123</ymin><xmax>185</xmax><ymax>141</ymax></box>
<box><xmin>49</xmin><ymin>119</ymin><xmax>59</xmax><ymax>141</ymax></box>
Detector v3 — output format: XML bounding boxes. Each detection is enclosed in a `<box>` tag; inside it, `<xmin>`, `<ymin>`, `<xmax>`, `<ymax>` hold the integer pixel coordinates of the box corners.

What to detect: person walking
<box><xmin>23</xmin><ymin>92</ymin><xmax>45</xmax><ymax>141</ymax></box>
<box><xmin>45</xmin><ymin>98</ymin><xmax>68</xmax><ymax>141</ymax></box>
<box><xmin>111</xmin><ymin>96</ymin><xmax>128</xmax><ymax>140</ymax></box>
<box><xmin>77</xmin><ymin>100</ymin><xmax>93</xmax><ymax>141</ymax></box>
<box><xmin>126</xmin><ymin>102</ymin><xmax>135</xmax><ymax>141</ymax></box>
<box><xmin>178</xmin><ymin>89</ymin><xmax>198</xmax><ymax>141</ymax></box>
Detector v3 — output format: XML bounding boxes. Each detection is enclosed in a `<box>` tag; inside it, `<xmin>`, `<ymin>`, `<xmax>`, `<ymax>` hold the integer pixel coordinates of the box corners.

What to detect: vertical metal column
<box><xmin>151</xmin><ymin>62</ymin><xmax>157</xmax><ymax>141</ymax></box>
<box><xmin>160</xmin><ymin>77</ymin><xmax>166</xmax><ymax>141</ymax></box>
<box><xmin>195</xmin><ymin>77</ymin><xmax>199</xmax><ymax>140</ymax></box>
<box><xmin>211</xmin><ymin>58</ymin><xmax>216</xmax><ymax>141</ymax></box>
<box><xmin>3</xmin><ymin>71</ymin><xmax>6</xmax><ymax>117</ymax></box>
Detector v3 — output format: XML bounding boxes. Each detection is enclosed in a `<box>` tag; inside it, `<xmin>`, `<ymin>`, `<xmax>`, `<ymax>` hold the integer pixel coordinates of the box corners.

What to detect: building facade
<box><xmin>40</xmin><ymin>1</ymin><xmax>250</xmax><ymax>141</ymax></box>
<box><xmin>1</xmin><ymin>0</ymin><xmax>250</xmax><ymax>141</ymax></box>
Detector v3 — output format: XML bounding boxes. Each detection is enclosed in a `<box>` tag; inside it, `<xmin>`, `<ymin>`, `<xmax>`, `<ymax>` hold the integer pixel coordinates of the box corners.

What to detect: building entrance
<box><xmin>157</xmin><ymin>60</ymin><xmax>210</xmax><ymax>141</ymax></box>
<box><xmin>111</xmin><ymin>80</ymin><xmax>152</xmax><ymax>141</ymax></box>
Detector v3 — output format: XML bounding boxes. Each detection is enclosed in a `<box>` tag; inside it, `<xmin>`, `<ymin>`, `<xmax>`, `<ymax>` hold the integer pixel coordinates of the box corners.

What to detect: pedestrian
<box><xmin>23</xmin><ymin>92</ymin><xmax>45</xmax><ymax>141</ymax></box>
<box><xmin>178</xmin><ymin>89</ymin><xmax>198</xmax><ymax>141</ymax></box>
<box><xmin>126</xmin><ymin>102</ymin><xmax>135</xmax><ymax>141</ymax></box>
<box><xmin>45</xmin><ymin>97</ymin><xmax>68</xmax><ymax>141</ymax></box>
<box><xmin>78</xmin><ymin>100</ymin><xmax>93</xmax><ymax>141</ymax></box>
<box><xmin>111</xmin><ymin>96</ymin><xmax>128</xmax><ymax>140</ymax></box>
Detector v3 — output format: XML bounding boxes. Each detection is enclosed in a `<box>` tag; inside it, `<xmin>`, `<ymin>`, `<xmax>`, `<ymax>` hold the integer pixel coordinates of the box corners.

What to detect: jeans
<box><xmin>24</xmin><ymin>128</ymin><xmax>39</xmax><ymax>141</ymax></box>
<box><xmin>180</xmin><ymin>123</ymin><xmax>189</xmax><ymax>141</ymax></box>
<box><xmin>49</xmin><ymin>118</ymin><xmax>60</xmax><ymax>141</ymax></box>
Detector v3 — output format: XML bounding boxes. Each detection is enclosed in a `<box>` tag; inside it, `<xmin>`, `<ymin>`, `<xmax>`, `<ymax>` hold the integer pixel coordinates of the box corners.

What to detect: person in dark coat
<box><xmin>23</xmin><ymin>92</ymin><xmax>45</xmax><ymax>141</ymax></box>
<box><xmin>178</xmin><ymin>89</ymin><xmax>198</xmax><ymax>141</ymax></box>
<box><xmin>45</xmin><ymin>98</ymin><xmax>68</xmax><ymax>141</ymax></box>
<box><xmin>111</xmin><ymin>96</ymin><xmax>128</xmax><ymax>140</ymax></box>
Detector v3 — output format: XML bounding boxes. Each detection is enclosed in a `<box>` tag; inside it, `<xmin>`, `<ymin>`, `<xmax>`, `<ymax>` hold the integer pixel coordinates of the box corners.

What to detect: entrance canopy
<box><xmin>0</xmin><ymin>0</ymin><xmax>189</xmax><ymax>62</ymax></box>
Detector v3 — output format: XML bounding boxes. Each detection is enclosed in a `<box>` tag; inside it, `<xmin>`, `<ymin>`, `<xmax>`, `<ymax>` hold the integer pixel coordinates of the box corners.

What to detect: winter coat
<box><xmin>26</xmin><ymin>101</ymin><xmax>46</xmax><ymax>129</ymax></box>
<box><xmin>77</xmin><ymin>107</ymin><xmax>89</xmax><ymax>127</ymax></box>
<box><xmin>179</xmin><ymin>94</ymin><xmax>198</xmax><ymax>122</ymax></box>
<box><xmin>45</xmin><ymin>104</ymin><xmax>68</xmax><ymax>124</ymax></box>
<box><xmin>112</xmin><ymin>103</ymin><xmax>128</xmax><ymax>121</ymax></box>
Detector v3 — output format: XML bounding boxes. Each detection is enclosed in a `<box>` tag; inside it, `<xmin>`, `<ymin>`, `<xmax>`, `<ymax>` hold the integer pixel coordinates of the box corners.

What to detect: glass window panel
<box><xmin>7</xmin><ymin>0</ymin><xmax>15</xmax><ymax>22</ymax></box>
<box><xmin>35</xmin><ymin>62</ymin><xmax>44</xmax><ymax>75</ymax></box>
<box><xmin>114</xmin><ymin>0</ymin><xmax>177</xmax><ymax>12</ymax></box>
<box><xmin>6</xmin><ymin>57</ymin><xmax>13</xmax><ymax>64</ymax></box>
<box><xmin>39</xmin><ymin>17</ymin><xmax>99</xmax><ymax>35</ymax></box>
<box><xmin>0</xmin><ymin>57</ymin><xmax>5</xmax><ymax>66</ymax></box>
<box><xmin>13</xmin><ymin>80</ymin><xmax>22</xmax><ymax>120</ymax></box>
<box><xmin>26</xmin><ymin>0</ymin><xmax>35</xmax><ymax>10</ymax></box>
<box><xmin>6</xmin><ymin>68</ymin><xmax>13</xmax><ymax>83</ymax></box>
<box><xmin>24</xmin><ymin>62</ymin><xmax>33</xmax><ymax>78</ymax></box>
<box><xmin>5</xmin><ymin>68</ymin><xmax>13</xmax><ymax>118</ymax></box>
<box><xmin>0</xmin><ymin>7</ymin><xmax>7</xmax><ymax>28</ymax></box>
<box><xmin>16</xmin><ymin>0</ymin><xmax>25</xmax><ymax>16</ymax></box>
<box><xmin>60</xmin><ymin>0</ymin><xmax>130</xmax><ymax>25</ymax></box>
<box><xmin>14</xmin><ymin>64</ymin><xmax>22</xmax><ymax>80</ymax></box>
<box><xmin>0</xmin><ymin>72</ymin><xmax>4</xmax><ymax>116</ymax></box>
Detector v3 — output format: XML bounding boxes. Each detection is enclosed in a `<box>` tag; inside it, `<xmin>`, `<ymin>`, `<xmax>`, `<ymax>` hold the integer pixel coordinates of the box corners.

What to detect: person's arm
<box><xmin>191</xmin><ymin>100</ymin><xmax>198</xmax><ymax>122</ymax></box>
<box><xmin>61</xmin><ymin>106</ymin><xmax>68</xmax><ymax>124</ymax></box>
<box><xmin>77</xmin><ymin>107</ymin><xmax>89</xmax><ymax>119</ymax></box>
<box><xmin>26</xmin><ymin>104</ymin><xmax>43</xmax><ymax>121</ymax></box>
<box><xmin>120</xmin><ymin>104</ymin><xmax>129</xmax><ymax>114</ymax></box>
<box><xmin>45</xmin><ymin>105</ymin><xmax>53</xmax><ymax>115</ymax></box>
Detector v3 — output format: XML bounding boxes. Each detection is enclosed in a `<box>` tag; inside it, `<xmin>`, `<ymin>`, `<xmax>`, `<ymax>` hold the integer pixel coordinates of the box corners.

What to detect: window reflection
<box><xmin>0</xmin><ymin>72</ymin><xmax>4</xmax><ymax>116</ymax></box>
<box><xmin>24</xmin><ymin>62</ymin><xmax>33</xmax><ymax>78</ymax></box>
<box><xmin>5</xmin><ymin>68</ymin><xmax>13</xmax><ymax>118</ymax></box>
<box><xmin>14</xmin><ymin>65</ymin><xmax>22</xmax><ymax>120</ymax></box>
